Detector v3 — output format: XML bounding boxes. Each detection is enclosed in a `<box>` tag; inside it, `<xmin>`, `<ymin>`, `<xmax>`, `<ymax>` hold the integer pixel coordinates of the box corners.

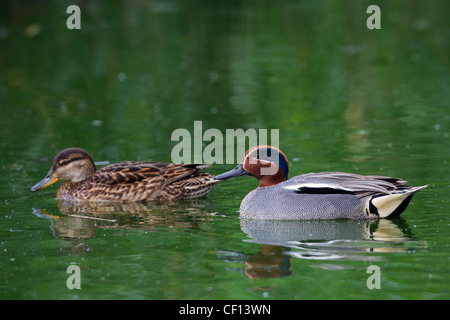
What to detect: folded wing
<box><xmin>284</xmin><ymin>172</ymin><xmax>407</xmax><ymax>198</ymax></box>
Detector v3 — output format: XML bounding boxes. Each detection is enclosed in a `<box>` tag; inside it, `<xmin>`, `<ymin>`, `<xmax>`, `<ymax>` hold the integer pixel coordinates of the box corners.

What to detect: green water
<box><xmin>0</xmin><ymin>0</ymin><xmax>449</xmax><ymax>300</ymax></box>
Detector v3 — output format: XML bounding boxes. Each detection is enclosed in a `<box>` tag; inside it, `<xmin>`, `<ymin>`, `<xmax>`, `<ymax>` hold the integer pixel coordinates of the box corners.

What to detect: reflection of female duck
<box><xmin>31</xmin><ymin>148</ymin><xmax>218</xmax><ymax>201</ymax></box>
<box><xmin>32</xmin><ymin>208</ymin><xmax>96</xmax><ymax>242</ymax></box>
<box><xmin>57</xmin><ymin>199</ymin><xmax>217</xmax><ymax>229</ymax></box>
<box><xmin>33</xmin><ymin>199</ymin><xmax>217</xmax><ymax>242</ymax></box>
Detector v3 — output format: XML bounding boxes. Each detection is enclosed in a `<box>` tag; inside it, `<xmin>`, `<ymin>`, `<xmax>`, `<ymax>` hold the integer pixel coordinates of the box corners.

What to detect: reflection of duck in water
<box><xmin>219</xmin><ymin>218</ymin><xmax>419</xmax><ymax>280</ymax></box>
<box><xmin>33</xmin><ymin>198</ymin><xmax>217</xmax><ymax>243</ymax></box>
<box><xmin>240</xmin><ymin>218</ymin><xmax>414</xmax><ymax>246</ymax></box>
<box><xmin>244</xmin><ymin>245</ymin><xmax>292</xmax><ymax>279</ymax></box>
<box><xmin>31</xmin><ymin>148</ymin><xmax>218</xmax><ymax>201</ymax></box>
<box><xmin>215</xmin><ymin>145</ymin><xmax>427</xmax><ymax>219</ymax></box>
<box><xmin>57</xmin><ymin>199</ymin><xmax>217</xmax><ymax>229</ymax></box>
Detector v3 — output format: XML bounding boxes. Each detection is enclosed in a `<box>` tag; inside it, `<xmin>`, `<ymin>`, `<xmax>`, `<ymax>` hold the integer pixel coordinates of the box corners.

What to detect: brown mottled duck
<box><xmin>30</xmin><ymin>148</ymin><xmax>218</xmax><ymax>201</ymax></box>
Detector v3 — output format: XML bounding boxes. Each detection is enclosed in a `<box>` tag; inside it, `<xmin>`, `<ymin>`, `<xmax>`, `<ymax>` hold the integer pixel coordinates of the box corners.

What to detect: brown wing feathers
<box><xmin>91</xmin><ymin>162</ymin><xmax>210</xmax><ymax>186</ymax></box>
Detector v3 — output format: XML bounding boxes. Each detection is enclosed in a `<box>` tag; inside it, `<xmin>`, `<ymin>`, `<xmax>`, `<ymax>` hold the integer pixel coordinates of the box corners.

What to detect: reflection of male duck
<box><xmin>244</xmin><ymin>245</ymin><xmax>292</xmax><ymax>279</ymax></box>
<box><xmin>218</xmin><ymin>218</ymin><xmax>418</xmax><ymax>280</ymax></box>
<box><xmin>240</xmin><ymin>219</ymin><xmax>403</xmax><ymax>244</ymax></box>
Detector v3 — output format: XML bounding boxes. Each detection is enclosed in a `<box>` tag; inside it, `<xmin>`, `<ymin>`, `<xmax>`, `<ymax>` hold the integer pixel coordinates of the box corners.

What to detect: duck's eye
<box><xmin>59</xmin><ymin>159</ymin><xmax>70</xmax><ymax>166</ymax></box>
<box><xmin>249</xmin><ymin>150</ymin><xmax>261</xmax><ymax>160</ymax></box>
<box><xmin>252</xmin><ymin>148</ymin><xmax>271</xmax><ymax>160</ymax></box>
<box><xmin>258</xmin><ymin>158</ymin><xmax>272</xmax><ymax>165</ymax></box>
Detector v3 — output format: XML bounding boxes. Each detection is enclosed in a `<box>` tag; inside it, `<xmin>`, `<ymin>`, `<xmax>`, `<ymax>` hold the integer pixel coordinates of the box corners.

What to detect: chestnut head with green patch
<box><xmin>214</xmin><ymin>145</ymin><xmax>289</xmax><ymax>187</ymax></box>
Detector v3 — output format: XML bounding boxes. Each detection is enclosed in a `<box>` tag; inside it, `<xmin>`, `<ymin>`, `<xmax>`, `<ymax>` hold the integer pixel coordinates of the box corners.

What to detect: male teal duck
<box><xmin>214</xmin><ymin>145</ymin><xmax>427</xmax><ymax>220</ymax></box>
<box><xmin>31</xmin><ymin>148</ymin><xmax>218</xmax><ymax>201</ymax></box>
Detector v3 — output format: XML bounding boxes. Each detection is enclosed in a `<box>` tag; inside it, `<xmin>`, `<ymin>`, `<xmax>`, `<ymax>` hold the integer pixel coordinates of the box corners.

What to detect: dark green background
<box><xmin>0</xmin><ymin>0</ymin><xmax>448</xmax><ymax>299</ymax></box>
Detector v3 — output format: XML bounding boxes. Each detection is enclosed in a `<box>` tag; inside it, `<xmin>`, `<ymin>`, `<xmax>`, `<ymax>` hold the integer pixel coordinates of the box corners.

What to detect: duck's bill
<box><xmin>30</xmin><ymin>171</ymin><xmax>59</xmax><ymax>192</ymax></box>
<box><xmin>214</xmin><ymin>164</ymin><xmax>247</xmax><ymax>180</ymax></box>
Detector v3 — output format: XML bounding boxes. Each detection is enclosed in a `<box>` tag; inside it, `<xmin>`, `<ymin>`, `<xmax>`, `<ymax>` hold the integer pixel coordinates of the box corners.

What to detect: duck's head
<box><xmin>30</xmin><ymin>148</ymin><xmax>97</xmax><ymax>192</ymax></box>
<box><xmin>214</xmin><ymin>145</ymin><xmax>289</xmax><ymax>187</ymax></box>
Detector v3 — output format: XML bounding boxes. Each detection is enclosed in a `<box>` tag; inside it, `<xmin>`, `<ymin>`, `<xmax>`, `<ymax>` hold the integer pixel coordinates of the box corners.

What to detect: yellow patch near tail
<box><xmin>371</xmin><ymin>185</ymin><xmax>427</xmax><ymax>218</ymax></box>
<box><xmin>372</xmin><ymin>193</ymin><xmax>412</xmax><ymax>218</ymax></box>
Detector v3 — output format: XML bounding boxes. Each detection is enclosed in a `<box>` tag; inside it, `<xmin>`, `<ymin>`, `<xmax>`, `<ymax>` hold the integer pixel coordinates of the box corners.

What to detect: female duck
<box><xmin>214</xmin><ymin>145</ymin><xmax>427</xmax><ymax>220</ymax></box>
<box><xmin>31</xmin><ymin>148</ymin><xmax>218</xmax><ymax>201</ymax></box>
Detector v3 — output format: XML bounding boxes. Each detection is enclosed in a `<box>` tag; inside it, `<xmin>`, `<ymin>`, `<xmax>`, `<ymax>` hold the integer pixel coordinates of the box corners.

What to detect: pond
<box><xmin>0</xmin><ymin>0</ymin><xmax>449</xmax><ymax>300</ymax></box>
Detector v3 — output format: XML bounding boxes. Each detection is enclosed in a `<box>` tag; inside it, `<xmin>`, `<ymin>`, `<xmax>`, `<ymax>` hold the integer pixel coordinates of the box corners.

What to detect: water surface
<box><xmin>0</xmin><ymin>0</ymin><xmax>448</xmax><ymax>300</ymax></box>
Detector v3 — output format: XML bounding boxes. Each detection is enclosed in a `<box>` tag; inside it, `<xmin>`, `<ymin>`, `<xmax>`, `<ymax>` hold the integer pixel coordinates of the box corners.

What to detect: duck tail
<box><xmin>368</xmin><ymin>185</ymin><xmax>428</xmax><ymax>218</ymax></box>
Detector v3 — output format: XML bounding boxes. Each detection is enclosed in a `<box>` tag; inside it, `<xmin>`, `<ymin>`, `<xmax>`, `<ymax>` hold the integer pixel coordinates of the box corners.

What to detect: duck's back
<box><xmin>57</xmin><ymin>162</ymin><xmax>217</xmax><ymax>201</ymax></box>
